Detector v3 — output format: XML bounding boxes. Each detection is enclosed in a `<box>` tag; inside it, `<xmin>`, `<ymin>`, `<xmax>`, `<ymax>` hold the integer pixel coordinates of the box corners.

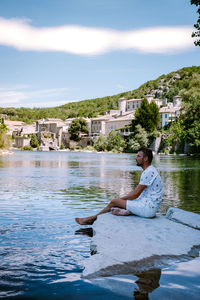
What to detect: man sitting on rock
<box><xmin>75</xmin><ymin>147</ymin><xmax>163</xmax><ymax>225</ymax></box>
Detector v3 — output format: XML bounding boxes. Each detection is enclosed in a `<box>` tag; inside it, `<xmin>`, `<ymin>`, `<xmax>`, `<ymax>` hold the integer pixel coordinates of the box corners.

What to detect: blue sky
<box><xmin>0</xmin><ymin>0</ymin><xmax>199</xmax><ymax>108</ymax></box>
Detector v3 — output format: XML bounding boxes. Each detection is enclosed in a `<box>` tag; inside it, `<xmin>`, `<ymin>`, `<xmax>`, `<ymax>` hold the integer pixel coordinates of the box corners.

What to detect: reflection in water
<box><xmin>133</xmin><ymin>268</ymin><xmax>161</xmax><ymax>300</ymax></box>
<box><xmin>75</xmin><ymin>227</ymin><xmax>94</xmax><ymax>237</ymax></box>
<box><xmin>0</xmin><ymin>151</ymin><xmax>200</xmax><ymax>299</ymax></box>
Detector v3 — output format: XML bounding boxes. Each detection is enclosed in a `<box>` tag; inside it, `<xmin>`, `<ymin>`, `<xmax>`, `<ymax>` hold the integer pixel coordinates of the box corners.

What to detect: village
<box><xmin>3</xmin><ymin>94</ymin><xmax>182</xmax><ymax>151</ymax></box>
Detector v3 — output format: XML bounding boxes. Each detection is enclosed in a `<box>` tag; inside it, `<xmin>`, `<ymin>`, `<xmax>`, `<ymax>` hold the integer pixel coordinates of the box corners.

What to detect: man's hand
<box><xmin>120</xmin><ymin>184</ymin><xmax>147</xmax><ymax>201</ymax></box>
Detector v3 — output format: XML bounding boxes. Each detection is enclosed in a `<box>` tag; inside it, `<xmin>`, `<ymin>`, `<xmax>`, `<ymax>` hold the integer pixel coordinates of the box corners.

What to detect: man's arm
<box><xmin>120</xmin><ymin>184</ymin><xmax>147</xmax><ymax>200</ymax></box>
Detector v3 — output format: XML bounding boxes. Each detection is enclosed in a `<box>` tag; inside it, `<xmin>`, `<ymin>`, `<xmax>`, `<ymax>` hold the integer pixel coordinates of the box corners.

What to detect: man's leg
<box><xmin>111</xmin><ymin>207</ymin><xmax>131</xmax><ymax>216</ymax></box>
<box><xmin>75</xmin><ymin>198</ymin><xmax>127</xmax><ymax>225</ymax></box>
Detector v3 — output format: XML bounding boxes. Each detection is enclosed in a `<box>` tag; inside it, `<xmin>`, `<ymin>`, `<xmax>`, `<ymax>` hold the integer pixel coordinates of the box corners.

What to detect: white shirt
<box><xmin>138</xmin><ymin>165</ymin><xmax>163</xmax><ymax>210</ymax></box>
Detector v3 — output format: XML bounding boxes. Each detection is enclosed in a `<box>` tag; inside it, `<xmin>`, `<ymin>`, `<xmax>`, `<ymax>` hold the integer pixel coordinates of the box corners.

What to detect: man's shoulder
<box><xmin>143</xmin><ymin>165</ymin><xmax>157</xmax><ymax>174</ymax></box>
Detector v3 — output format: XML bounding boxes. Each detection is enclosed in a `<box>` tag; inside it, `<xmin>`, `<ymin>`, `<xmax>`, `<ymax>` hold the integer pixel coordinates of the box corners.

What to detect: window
<box><xmin>165</xmin><ymin>114</ymin><xmax>168</xmax><ymax>118</ymax></box>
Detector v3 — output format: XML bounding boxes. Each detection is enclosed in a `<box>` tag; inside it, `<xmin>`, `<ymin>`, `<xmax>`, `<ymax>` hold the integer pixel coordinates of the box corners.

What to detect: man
<box><xmin>75</xmin><ymin>147</ymin><xmax>163</xmax><ymax>225</ymax></box>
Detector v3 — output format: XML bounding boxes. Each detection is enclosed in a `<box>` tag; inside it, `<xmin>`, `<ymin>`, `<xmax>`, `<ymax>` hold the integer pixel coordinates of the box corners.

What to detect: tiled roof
<box><xmin>5</xmin><ymin>120</ymin><xmax>25</xmax><ymax>126</ymax></box>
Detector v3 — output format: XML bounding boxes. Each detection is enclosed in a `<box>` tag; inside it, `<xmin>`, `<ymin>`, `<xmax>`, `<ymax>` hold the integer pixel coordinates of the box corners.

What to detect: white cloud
<box><xmin>0</xmin><ymin>86</ymin><xmax>69</xmax><ymax>107</ymax></box>
<box><xmin>0</xmin><ymin>17</ymin><xmax>194</xmax><ymax>55</ymax></box>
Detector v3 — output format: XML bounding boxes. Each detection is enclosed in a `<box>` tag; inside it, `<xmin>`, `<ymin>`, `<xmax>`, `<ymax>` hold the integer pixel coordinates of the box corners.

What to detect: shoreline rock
<box><xmin>82</xmin><ymin>208</ymin><xmax>200</xmax><ymax>278</ymax></box>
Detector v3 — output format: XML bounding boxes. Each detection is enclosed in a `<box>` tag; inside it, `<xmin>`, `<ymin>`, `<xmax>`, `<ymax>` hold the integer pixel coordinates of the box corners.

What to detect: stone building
<box><xmin>36</xmin><ymin>118</ymin><xmax>66</xmax><ymax>150</ymax></box>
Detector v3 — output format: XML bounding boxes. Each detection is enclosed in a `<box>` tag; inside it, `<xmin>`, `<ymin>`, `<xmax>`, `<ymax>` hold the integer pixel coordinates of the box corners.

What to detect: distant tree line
<box><xmin>1</xmin><ymin>66</ymin><xmax>200</xmax><ymax>154</ymax></box>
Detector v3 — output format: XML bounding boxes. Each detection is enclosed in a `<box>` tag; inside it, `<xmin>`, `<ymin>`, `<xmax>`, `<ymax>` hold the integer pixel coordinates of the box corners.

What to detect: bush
<box><xmin>75</xmin><ymin>145</ymin><xmax>82</xmax><ymax>150</ymax></box>
<box><xmin>127</xmin><ymin>125</ymin><xmax>149</xmax><ymax>153</ymax></box>
<box><xmin>106</xmin><ymin>131</ymin><xmax>126</xmax><ymax>153</ymax></box>
<box><xmin>22</xmin><ymin>146</ymin><xmax>33</xmax><ymax>151</ymax></box>
<box><xmin>30</xmin><ymin>134</ymin><xmax>39</xmax><ymax>148</ymax></box>
<box><xmin>0</xmin><ymin>131</ymin><xmax>11</xmax><ymax>149</ymax></box>
<box><xmin>94</xmin><ymin>134</ymin><xmax>107</xmax><ymax>151</ymax></box>
<box><xmin>85</xmin><ymin>145</ymin><xmax>95</xmax><ymax>151</ymax></box>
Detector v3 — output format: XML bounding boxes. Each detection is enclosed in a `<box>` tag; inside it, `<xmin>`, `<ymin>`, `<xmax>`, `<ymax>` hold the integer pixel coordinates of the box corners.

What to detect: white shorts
<box><xmin>126</xmin><ymin>198</ymin><xmax>158</xmax><ymax>218</ymax></box>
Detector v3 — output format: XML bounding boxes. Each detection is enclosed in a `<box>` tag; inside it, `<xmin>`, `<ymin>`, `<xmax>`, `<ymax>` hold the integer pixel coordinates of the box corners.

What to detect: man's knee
<box><xmin>110</xmin><ymin>198</ymin><xmax>119</xmax><ymax>207</ymax></box>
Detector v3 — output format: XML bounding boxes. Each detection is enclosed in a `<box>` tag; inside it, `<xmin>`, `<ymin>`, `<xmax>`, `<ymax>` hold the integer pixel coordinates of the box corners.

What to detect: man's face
<box><xmin>136</xmin><ymin>151</ymin><xmax>145</xmax><ymax>166</ymax></box>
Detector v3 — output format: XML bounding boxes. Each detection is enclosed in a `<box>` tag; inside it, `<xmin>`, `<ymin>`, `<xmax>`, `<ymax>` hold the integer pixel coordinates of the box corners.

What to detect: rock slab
<box><xmin>166</xmin><ymin>207</ymin><xmax>200</xmax><ymax>230</ymax></box>
<box><xmin>82</xmin><ymin>208</ymin><xmax>200</xmax><ymax>278</ymax></box>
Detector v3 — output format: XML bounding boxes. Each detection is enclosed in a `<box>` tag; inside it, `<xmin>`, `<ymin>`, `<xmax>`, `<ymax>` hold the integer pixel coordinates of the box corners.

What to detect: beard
<box><xmin>136</xmin><ymin>160</ymin><xmax>143</xmax><ymax>167</ymax></box>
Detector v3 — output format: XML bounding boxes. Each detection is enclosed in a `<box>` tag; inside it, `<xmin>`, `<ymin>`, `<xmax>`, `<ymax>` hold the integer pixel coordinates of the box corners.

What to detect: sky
<box><xmin>0</xmin><ymin>0</ymin><xmax>199</xmax><ymax>108</ymax></box>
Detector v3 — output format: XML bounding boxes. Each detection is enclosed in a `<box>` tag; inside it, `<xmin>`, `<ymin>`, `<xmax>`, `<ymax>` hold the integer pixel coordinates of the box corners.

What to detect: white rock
<box><xmin>82</xmin><ymin>210</ymin><xmax>200</xmax><ymax>278</ymax></box>
<box><xmin>166</xmin><ymin>207</ymin><xmax>200</xmax><ymax>230</ymax></box>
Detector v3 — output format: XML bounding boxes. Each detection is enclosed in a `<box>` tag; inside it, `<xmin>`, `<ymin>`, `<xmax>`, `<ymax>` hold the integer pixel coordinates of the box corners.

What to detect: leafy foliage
<box><xmin>133</xmin><ymin>99</ymin><xmax>160</xmax><ymax>133</ymax></box>
<box><xmin>22</xmin><ymin>146</ymin><xmax>33</xmax><ymax>151</ymax></box>
<box><xmin>165</xmin><ymin>120</ymin><xmax>186</xmax><ymax>153</ymax></box>
<box><xmin>106</xmin><ymin>131</ymin><xmax>126</xmax><ymax>152</ymax></box>
<box><xmin>68</xmin><ymin>118</ymin><xmax>89</xmax><ymax>141</ymax></box>
<box><xmin>191</xmin><ymin>0</ymin><xmax>200</xmax><ymax>46</ymax></box>
<box><xmin>181</xmin><ymin>96</ymin><xmax>200</xmax><ymax>150</ymax></box>
<box><xmin>0</xmin><ymin>119</ymin><xmax>11</xmax><ymax>149</ymax></box>
<box><xmin>127</xmin><ymin>125</ymin><xmax>149</xmax><ymax>152</ymax></box>
<box><xmin>93</xmin><ymin>131</ymin><xmax>125</xmax><ymax>153</ymax></box>
<box><xmin>164</xmin><ymin>92</ymin><xmax>200</xmax><ymax>153</ymax></box>
<box><xmin>93</xmin><ymin>134</ymin><xmax>107</xmax><ymax>152</ymax></box>
<box><xmin>30</xmin><ymin>134</ymin><xmax>39</xmax><ymax>148</ymax></box>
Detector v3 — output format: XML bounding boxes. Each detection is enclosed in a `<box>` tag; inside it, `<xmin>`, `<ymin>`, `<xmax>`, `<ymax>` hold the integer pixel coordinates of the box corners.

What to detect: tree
<box><xmin>127</xmin><ymin>124</ymin><xmax>149</xmax><ymax>152</ymax></box>
<box><xmin>30</xmin><ymin>134</ymin><xmax>39</xmax><ymax>148</ymax></box>
<box><xmin>106</xmin><ymin>130</ymin><xmax>126</xmax><ymax>152</ymax></box>
<box><xmin>0</xmin><ymin>118</ymin><xmax>7</xmax><ymax>130</ymax></box>
<box><xmin>191</xmin><ymin>0</ymin><xmax>200</xmax><ymax>46</ymax></box>
<box><xmin>149</xmin><ymin>102</ymin><xmax>160</xmax><ymax>129</ymax></box>
<box><xmin>181</xmin><ymin>96</ymin><xmax>200</xmax><ymax>151</ymax></box>
<box><xmin>133</xmin><ymin>99</ymin><xmax>160</xmax><ymax>133</ymax></box>
<box><xmin>68</xmin><ymin>118</ymin><xmax>89</xmax><ymax>141</ymax></box>
<box><xmin>166</xmin><ymin>120</ymin><xmax>186</xmax><ymax>153</ymax></box>
<box><xmin>93</xmin><ymin>134</ymin><xmax>107</xmax><ymax>151</ymax></box>
<box><xmin>0</xmin><ymin>119</ymin><xmax>11</xmax><ymax>149</ymax></box>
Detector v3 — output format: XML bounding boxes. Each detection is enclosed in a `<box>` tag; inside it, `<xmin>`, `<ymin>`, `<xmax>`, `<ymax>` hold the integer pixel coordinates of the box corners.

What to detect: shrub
<box><xmin>127</xmin><ymin>125</ymin><xmax>149</xmax><ymax>153</ymax></box>
<box><xmin>94</xmin><ymin>134</ymin><xmax>107</xmax><ymax>152</ymax></box>
<box><xmin>22</xmin><ymin>146</ymin><xmax>33</xmax><ymax>151</ymax></box>
<box><xmin>0</xmin><ymin>131</ymin><xmax>11</xmax><ymax>149</ymax></box>
<box><xmin>106</xmin><ymin>131</ymin><xmax>126</xmax><ymax>153</ymax></box>
<box><xmin>30</xmin><ymin>134</ymin><xmax>39</xmax><ymax>148</ymax></box>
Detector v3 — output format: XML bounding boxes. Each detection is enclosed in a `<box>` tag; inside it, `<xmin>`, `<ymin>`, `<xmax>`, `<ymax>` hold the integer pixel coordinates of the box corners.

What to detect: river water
<box><xmin>0</xmin><ymin>150</ymin><xmax>199</xmax><ymax>299</ymax></box>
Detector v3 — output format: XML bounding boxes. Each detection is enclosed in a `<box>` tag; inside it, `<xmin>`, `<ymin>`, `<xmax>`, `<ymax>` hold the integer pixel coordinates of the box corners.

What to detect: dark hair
<box><xmin>139</xmin><ymin>147</ymin><xmax>153</xmax><ymax>163</ymax></box>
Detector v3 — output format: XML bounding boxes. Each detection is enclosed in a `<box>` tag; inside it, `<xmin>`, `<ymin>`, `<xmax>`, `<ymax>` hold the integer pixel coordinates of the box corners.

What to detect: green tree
<box><xmin>133</xmin><ymin>99</ymin><xmax>160</xmax><ymax>133</ymax></box>
<box><xmin>166</xmin><ymin>120</ymin><xmax>186</xmax><ymax>153</ymax></box>
<box><xmin>106</xmin><ymin>130</ymin><xmax>126</xmax><ymax>152</ymax></box>
<box><xmin>30</xmin><ymin>134</ymin><xmax>39</xmax><ymax>148</ymax></box>
<box><xmin>181</xmin><ymin>96</ymin><xmax>200</xmax><ymax>151</ymax></box>
<box><xmin>0</xmin><ymin>118</ymin><xmax>7</xmax><ymax>130</ymax></box>
<box><xmin>0</xmin><ymin>119</ymin><xmax>11</xmax><ymax>149</ymax></box>
<box><xmin>68</xmin><ymin>118</ymin><xmax>89</xmax><ymax>141</ymax></box>
<box><xmin>93</xmin><ymin>134</ymin><xmax>107</xmax><ymax>151</ymax></box>
<box><xmin>149</xmin><ymin>102</ymin><xmax>160</xmax><ymax>128</ymax></box>
<box><xmin>127</xmin><ymin>124</ymin><xmax>149</xmax><ymax>152</ymax></box>
<box><xmin>191</xmin><ymin>0</ymin><xmax>200</xmax><ymax>46</ymax></box>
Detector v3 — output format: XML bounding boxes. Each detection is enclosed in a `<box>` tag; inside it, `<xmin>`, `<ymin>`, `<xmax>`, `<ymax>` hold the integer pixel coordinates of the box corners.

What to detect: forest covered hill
<box><xmin>0</xmin><ymin>66</ymin><xmax>200</xmax><ymax>124</ymax></box>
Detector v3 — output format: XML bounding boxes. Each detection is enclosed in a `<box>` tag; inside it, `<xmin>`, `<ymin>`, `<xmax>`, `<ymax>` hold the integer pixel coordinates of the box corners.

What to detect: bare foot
<box><xmin>75</xmin><ymin>216</ymin><xmax>97</xmax><ymax>225</ymax></box>
<box><xmin>111</xmin><ymin>207</ymin><xmax>131</xmax><ymax>216</ymax></box>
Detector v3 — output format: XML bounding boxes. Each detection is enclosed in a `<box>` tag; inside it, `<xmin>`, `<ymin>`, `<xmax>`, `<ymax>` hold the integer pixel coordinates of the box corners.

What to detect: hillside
<box><xmin>0</xmin><ymin>66</ymin><xmax>200</xmax><ymax>124</ymax></box>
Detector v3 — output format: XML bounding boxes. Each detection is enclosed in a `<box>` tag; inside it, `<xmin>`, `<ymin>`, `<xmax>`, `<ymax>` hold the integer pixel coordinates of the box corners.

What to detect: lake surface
<box><xmin>0</xmin><ymin>150</ymin><xmax>200</xmax><ymax>299</ymax></box>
